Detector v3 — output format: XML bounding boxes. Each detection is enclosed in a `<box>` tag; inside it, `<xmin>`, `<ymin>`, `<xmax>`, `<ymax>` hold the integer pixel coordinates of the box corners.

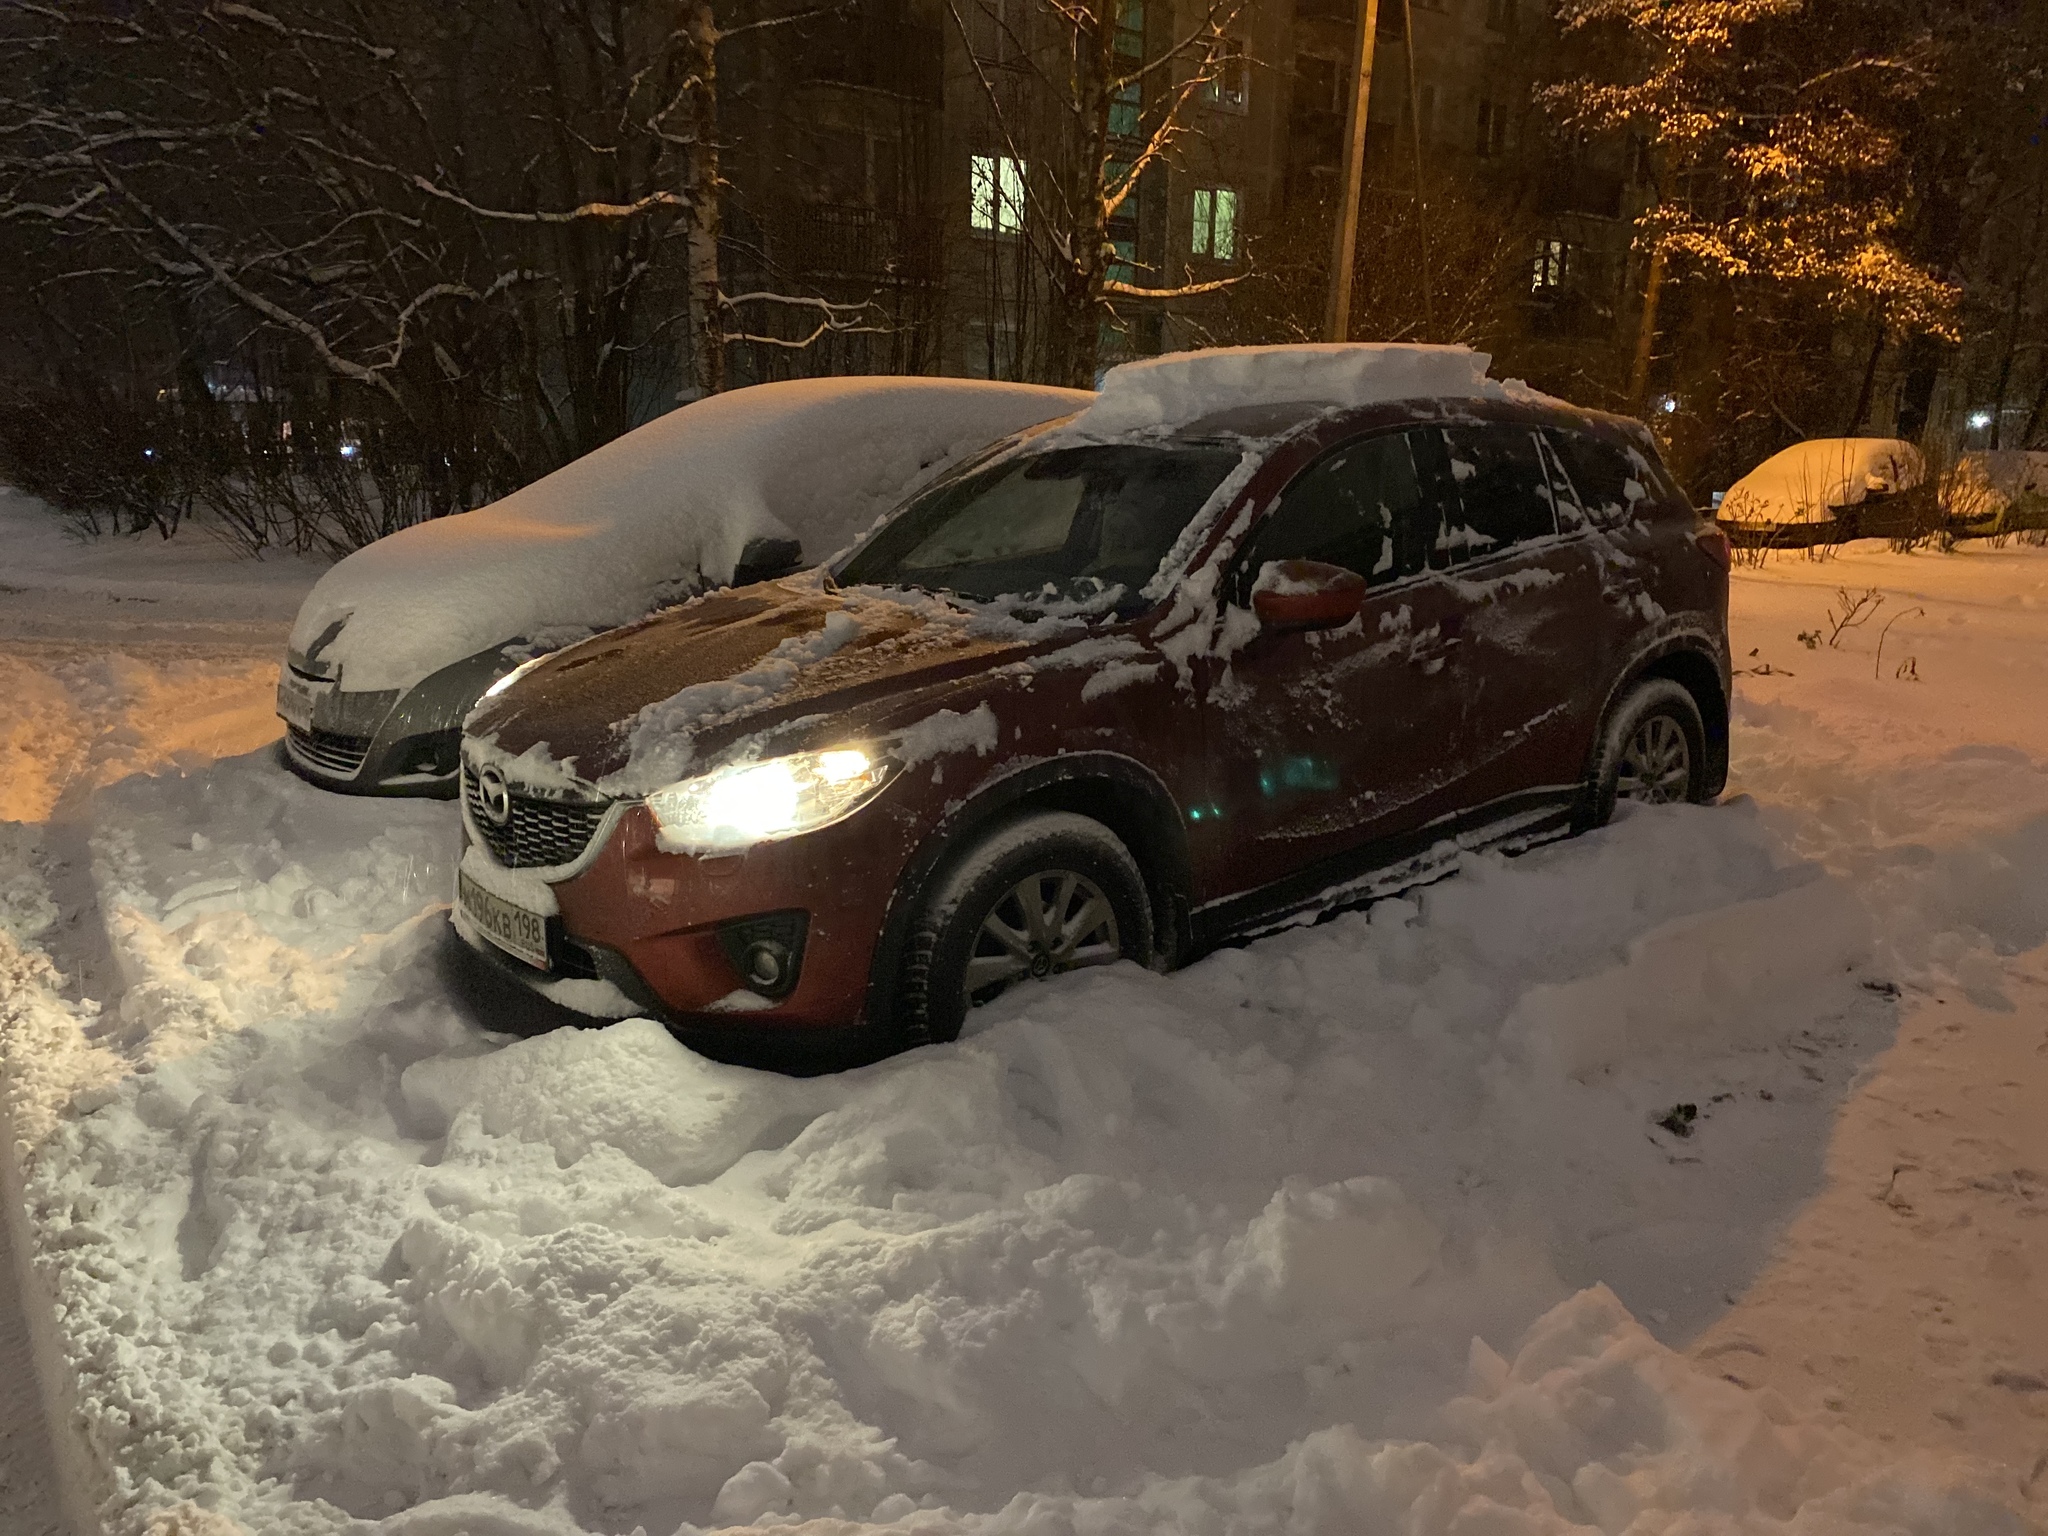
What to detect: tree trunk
<box><xmin>1987</xmin><ymin>146</ymin><xmax>2048</xmax><ymax>449</ymax></box>
<box><xmin>685</xmin><ymin>0</ymin><xmax>725</xmax><ymax>399</ymax></box>
<box><xmin>1627</xmin><ymin>240</ymin><xmax>1665</xmax><ymax>410</ymax></box>
<box><xmin>1845</xmin><ymin>320</ymin><xmax>1885</xmax><ymax>435</ymax></box>
<box><xmin>1048</xmin><ymin>0</ymin><xmax>1114</xmax><ymax>389</ymax></box>
<box><xmin>1325</xmin><ymin>0</ymin><xmax>1384</xmax><ymax>342</ymax></box>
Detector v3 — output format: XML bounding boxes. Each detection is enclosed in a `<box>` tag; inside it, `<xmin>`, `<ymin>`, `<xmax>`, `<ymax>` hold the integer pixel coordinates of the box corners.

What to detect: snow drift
<box><xmin>285</xmin><ymin>379</ymin><xmax>1088</xmax><ymax>694</ymax></box>
<box><xmin>1719</xmin><ymin>438</ymin><xmax>1925</xmax><ymax>527</ymax></box>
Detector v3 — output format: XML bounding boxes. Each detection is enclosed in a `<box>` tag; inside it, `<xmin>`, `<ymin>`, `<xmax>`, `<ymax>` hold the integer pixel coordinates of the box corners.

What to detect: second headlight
<box><xmin>645</xmin><ymin>747</ymin><xmax>894</xmax><ymax>853</ymax></box>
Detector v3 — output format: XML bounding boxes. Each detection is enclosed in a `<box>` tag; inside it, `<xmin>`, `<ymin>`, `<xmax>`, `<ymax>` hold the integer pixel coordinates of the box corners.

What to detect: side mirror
<box><xmin>733</xmin><ymin>535</ymin><xmax>804</xmax><ymax>587</ymax></box>
<box><xmin>1251</xmin><ymin>558</ymin><xmax>1365</xmax><ymax>631</ymax></box>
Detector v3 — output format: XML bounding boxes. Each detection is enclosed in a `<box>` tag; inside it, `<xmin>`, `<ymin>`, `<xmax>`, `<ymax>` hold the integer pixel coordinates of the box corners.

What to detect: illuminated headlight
<box><xmin>481</xmin><ymin>654</ymin><xmax>548</xmax><ymax>702</ymax></box>
<box><xmin>646</xmin><ymin>748</ymin><xmax>894</xmax><ymax>853</ymax></box>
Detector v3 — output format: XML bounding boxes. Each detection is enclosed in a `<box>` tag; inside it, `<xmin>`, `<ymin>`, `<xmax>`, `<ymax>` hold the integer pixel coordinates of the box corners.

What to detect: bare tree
<box><xmin>0</xmin><ymin>0</ymin><xmax>893</xmax><ymax>550</ymax></box>
<box><xmin>947</xmin><ymin>0</ymin><xmax>1247</xmax><ymax>387</ymax></box>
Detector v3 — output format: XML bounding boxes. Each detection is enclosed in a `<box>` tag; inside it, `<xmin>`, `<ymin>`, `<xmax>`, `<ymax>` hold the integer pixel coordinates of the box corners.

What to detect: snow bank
<box><xmin>9</xmin><ymin>759</ymin><xmax>2027</xmax><ymax>1535</ymax></box>
<box><xmin>287</xmin><ymin>380</ymin><xmax>1087</xmax><ymax>694</ymax></box>
<box><xmin>1720</xmin><ymin>438</ymin><xmax>1925</xmax><ymax>526</ymax></box>
<box><xmin>1071</xmin><ymin>344</ymin><xmax>1548</xmax><ymax>438</ymax></box>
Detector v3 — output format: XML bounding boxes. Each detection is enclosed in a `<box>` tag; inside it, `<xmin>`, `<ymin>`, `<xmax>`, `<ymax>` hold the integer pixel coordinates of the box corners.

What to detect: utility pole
<box><xmin>1325</xmin><ymin>0</ymin><xmax>1384</xmax><ymax>342</ymax></box>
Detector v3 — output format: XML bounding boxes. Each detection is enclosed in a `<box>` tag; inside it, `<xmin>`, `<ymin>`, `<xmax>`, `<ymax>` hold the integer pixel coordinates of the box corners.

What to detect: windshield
<box><xmin>836</xmin><ymin>443</ymin><xmax>1242</xmax><ymax>613</ymax></box>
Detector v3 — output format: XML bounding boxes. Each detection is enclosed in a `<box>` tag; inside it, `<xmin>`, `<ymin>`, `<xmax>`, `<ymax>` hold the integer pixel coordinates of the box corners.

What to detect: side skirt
<box><xmin>1190</xmin><ymin>786</ymin><xmax>1580</xmax><ymax>950</ymax></box>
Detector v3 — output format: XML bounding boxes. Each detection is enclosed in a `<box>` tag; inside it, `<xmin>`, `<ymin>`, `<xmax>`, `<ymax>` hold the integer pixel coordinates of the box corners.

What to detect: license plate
<box><xmin>277</xmin><ymin>672</ymin><xmax>331</xmax><ymax>731</ymax></box>
<box><xmin>458</xmin><ymin>871</ymin><xmax>551</xmax><ymax>971</ymax></box>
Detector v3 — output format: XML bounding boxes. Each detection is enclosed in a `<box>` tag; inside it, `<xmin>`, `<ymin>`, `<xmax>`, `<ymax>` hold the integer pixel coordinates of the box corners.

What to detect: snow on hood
<box><xmin>285</xmin><ymin>378</ymin><xmax>1088</xmax><ymax>693</ymax></box>
<box><xmin>1720</xmin><ymin>438</ymin><xmax>1926</xmax><ymax>526</ymax></box>
<box><xmin>1066</xmin><ymin>343</ymin><xmax>1552</xmax><ymax>439</ymax></box>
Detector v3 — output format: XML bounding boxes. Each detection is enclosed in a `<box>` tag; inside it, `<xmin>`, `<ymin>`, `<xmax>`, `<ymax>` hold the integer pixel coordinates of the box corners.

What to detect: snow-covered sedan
<box><xmin>1716</xmin><ymin>437</ymin><xmax>1927</xmax><ymax>546</ymax></box>
<box><xmin>450</xmin><ymin>344</ymin><xmax>1733</xmax><ymax>1064</ymax></box>
<box><xmin>277</xmin><ymin>378</ymin><xmax>1087</xmax><ymax>794</ymax></box>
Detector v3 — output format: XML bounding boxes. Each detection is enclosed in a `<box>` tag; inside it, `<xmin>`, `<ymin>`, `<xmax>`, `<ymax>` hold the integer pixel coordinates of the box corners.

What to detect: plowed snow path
<box><xmin>2</xmin><ymin>520</ymin><xmax>2047</xmax><ymax>1536</ymax></box>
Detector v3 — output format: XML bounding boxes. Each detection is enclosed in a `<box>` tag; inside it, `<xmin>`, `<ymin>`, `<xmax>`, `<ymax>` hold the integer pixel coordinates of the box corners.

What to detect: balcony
<box><xmin>757</xmin><ymin>201</ymin><xmax>944</xmax><ymax>285</ymax></box>
<box><xmin>799</xmin><ymin>17</ymin><xmax>944</xmax><ymax>103</ymax></box>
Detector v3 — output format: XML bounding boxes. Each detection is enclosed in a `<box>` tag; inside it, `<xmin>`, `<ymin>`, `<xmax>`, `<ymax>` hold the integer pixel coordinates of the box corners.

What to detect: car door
<box><xmin>1194</xmin><ymin>428</ymin><xmax>1477</xmax><ymax>905</ymax></box>
<box><xmin>1424</xmin><ymin>421</ymin><xmax>1610</xmax><ymax>810</ymax></box>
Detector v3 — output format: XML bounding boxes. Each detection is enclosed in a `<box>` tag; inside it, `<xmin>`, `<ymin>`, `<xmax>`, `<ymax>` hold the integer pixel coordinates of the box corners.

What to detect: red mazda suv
<box><xmin>453</xmin><ymin>358</ymin><xmax>1731</xmax><ymax>1063</ymax></box>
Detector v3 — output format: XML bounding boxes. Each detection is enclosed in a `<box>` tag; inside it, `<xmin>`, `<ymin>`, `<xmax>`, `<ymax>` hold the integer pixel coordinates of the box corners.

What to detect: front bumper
<box><xmin>279</xmin><ymin>644</ymin><xmax>523</xmax><ymax>797</ymax></box>
<box><xmin>454</xmin><ymin>792</ymin><xmax>917</xmax><ymax>1035</ymax></box>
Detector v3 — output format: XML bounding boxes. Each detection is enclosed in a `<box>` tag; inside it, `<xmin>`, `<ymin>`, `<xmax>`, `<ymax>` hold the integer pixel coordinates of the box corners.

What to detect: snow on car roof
<box><xmin>286</xmin><ymin>377</ymin><xmax>1089</xmax><ymax>694</ymax></box>
<box><xmin>1720</xmin><ymin>437</ymin><xmax>1925</xmax><ymax>526</ymax></box>
<box><xmin>1067</xmin><ymin>342</ymin><xmax>1554</xmax><ymax>439</ymax></box>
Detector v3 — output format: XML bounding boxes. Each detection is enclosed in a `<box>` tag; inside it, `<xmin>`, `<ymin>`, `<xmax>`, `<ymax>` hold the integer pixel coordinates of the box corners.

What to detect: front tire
<box><xmin>1578</xmin><ymin>677</ymin><xmax>1710</xmax><ymax>830</ymax></box>
<box><xmin>891</xmin><ymin>811</ymin><xmax>1154</xmax><ymax>1049</ymax></box>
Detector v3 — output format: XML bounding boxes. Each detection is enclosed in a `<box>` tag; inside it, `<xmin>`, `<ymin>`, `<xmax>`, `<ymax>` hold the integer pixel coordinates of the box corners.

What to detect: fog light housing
<box><xmin>715</xmin><ymin>910</ymin><xmax>809</xmax><ymax>1001</ymax></box>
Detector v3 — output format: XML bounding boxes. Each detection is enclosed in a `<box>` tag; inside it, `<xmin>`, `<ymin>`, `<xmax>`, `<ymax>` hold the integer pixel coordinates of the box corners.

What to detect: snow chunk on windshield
<box><xmin>288</xmin><ymin>378</ymin><xmax>1087</xmax><ymax>693</ymax></box>
<box><xmin>1071</xmin><ymin>343</ymin><xmax>1547</xmax><ymax>438</ymax></box>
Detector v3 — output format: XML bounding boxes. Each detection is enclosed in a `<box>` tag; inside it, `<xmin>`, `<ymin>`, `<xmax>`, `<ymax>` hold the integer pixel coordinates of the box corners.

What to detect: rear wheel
<box><xmin>1579</xmin><ymin>677</ymin><xmax>1709</xmax><ymax>829</ymax></box>
<box><xmin>891</xmin><ymin>811</ymin><xmax>1153</xmax><ymax>1049</ymax></box>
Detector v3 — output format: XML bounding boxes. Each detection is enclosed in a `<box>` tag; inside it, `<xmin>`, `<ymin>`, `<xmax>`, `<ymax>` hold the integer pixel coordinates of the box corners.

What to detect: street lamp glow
<box><xmin>1967</xmin><ymin>410</ymin><xmax>1994</xmax><ymax>430</ymax></box>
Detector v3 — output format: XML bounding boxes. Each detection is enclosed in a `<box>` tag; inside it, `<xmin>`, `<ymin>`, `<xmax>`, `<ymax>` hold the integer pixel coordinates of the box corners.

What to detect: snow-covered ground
<box><xmin>3</xmin><ymin>491</ymin><xmax>2047</xmax><ymax>1535</ymax></box>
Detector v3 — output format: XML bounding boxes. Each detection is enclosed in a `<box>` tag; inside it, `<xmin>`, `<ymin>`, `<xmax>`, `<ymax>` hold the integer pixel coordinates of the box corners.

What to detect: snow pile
<box><xmin>288</xmin><ymin>380</ymin><xmax>1087</xmax><ymax>693</ymax></box>
<box><xmin>6</xmin><ymin>765</ymin><xmax>2032</xmax><ymax>1535</ymax></box>
<box><xmin>1720</xmin><ymin>438</ymin><xmax>1925</xmax><ymax>527</ymax></box>
<box><xmin>1073</xmin><ymin>344</ymin><xmax>1544</xmax><ymax>438</ymax></box>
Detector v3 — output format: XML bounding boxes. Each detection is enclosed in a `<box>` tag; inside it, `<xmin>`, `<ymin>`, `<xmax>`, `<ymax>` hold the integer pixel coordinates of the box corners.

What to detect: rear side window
<box><xmin>1245</xmin><ymin>430</ymin><xmax>1441</xmax><ymax>588</ymax></box>
<box><xmin>1546</xmin><ymin>427</ymin><xmax>1660</xmax><ymax>528</ymax></box>
<box><xmin>1437</xmin><ymin>425</ymin><xmax>1559</xmax><ymax>560</ymax></box>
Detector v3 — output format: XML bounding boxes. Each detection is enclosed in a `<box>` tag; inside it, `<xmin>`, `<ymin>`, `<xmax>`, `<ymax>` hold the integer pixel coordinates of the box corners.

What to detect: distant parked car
<box><xmin>450</xmin><ymin>344</ymin><xmax>1732</xmax><ymax>1064</ymax></box>
<box><xmin>1716</xmin><ymin>438</ymin><xmax>1926</xmax><ymax>546</ymax></box>
<box><xmin>277</xmin><ymin>378</ymin><xmax>1088</xmax><ymax>795</ymax></box>
<box><xmin>1946</xmin><ymin>450</ymin><xmax>2048</xmax><ymax>538</ymax></box>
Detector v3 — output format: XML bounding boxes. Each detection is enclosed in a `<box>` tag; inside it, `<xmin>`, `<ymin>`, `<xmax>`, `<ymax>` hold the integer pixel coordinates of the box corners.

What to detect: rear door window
<box><xmin>1545</xmin><ymin>428</ymin><xmax>1652</xmax><ymax>528</ymax></box>
<box><xmin>1438</xmin><ymin>425</ymin><xmax>1559</xmax><ymax>562</ymax></box>
<box><xmin>1244</xmin><ymin>430</ymin><xmax>1443</xmax><ymax>589</ymax></box>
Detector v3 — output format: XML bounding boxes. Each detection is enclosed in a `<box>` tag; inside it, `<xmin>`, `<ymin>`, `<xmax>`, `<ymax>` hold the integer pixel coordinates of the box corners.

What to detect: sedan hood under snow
<box><xmin>465</xmin><ymin>579</ymin><xmax>1033</xmax><ymax>795</ymax></box>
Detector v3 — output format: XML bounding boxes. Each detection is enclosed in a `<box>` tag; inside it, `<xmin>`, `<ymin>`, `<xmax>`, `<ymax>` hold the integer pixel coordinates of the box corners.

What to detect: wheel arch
<box><xmin>864</xmin><ymin>752</ymin><xmax>1194</xmax><ymax>1026</ymax></box>
<box><xmin>1590</xmin><ymin>634</ymin><xmax>1730</xmax><ymax>801</ymax></box>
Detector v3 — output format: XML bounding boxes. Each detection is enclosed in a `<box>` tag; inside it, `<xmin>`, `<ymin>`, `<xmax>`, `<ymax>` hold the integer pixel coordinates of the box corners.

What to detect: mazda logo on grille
<box><xmin>477</xmin><ymin>766</ymin><xmax>512</xmax><ymax>827</ymax></box>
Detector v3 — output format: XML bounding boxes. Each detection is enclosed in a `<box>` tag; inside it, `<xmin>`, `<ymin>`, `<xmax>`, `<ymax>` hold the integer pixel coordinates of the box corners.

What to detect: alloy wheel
<box><xmin>962</xmin><ymin>869</ymin><xmax>1122</xmax><ymax>1006</ymax></box>
<box><xmin>1617</xmin><ymin>713</ymin><xmax>1692</xmax><ymax>804</ymax></box>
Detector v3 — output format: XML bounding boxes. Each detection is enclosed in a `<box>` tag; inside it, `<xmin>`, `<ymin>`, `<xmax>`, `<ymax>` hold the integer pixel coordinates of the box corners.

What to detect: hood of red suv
<box><xmin>466</xmin><ymin>578</ymin><xmax>1038</xmax><ymax>793</ymax></box>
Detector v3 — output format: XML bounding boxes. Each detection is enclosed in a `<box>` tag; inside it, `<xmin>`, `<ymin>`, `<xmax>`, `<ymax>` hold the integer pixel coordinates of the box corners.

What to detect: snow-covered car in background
<box><xmin>453</xmin><ymin>343</ymin><xmax>1732</xmax><ymax>1061</ymax></box>
<box><xmin>1716</xmin><ymin>437</ymin><xmax>1927</xmax><ymax>546</ymax></box>
<box><xmin>1946</xmin><ymin>448</ymin><xmax>2048</xmax><ymax>536</ymax></box>
<box><xmin>278</xmin><ymin>378</ymin><xmax>1088</xmax><ymax>795</ymax></box>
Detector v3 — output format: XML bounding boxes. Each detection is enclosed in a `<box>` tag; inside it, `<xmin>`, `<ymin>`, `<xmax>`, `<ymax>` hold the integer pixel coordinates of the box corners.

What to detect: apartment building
<box><xmin>719</xmin><ymin>0</ymin><xmax>1646</xmax><ymax>386</ymax></box>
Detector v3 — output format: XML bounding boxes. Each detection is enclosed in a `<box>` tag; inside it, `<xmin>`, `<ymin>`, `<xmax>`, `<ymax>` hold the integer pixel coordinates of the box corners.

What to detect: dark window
<box><xmin>1243</xmin><ymin>431</ymin><xmax>1441</xmax><ymax>590</ymax></box>
<box><xmin>1544</xmin><ymin>428</ymin><xmax>1650</xmax><ymax>528</ymax></box>
<box><xmin>839</xmin><ymin>444</ymin><xmax>1241</xmax><ymax>611</ymax></box>
<box><xmin>1438</xmin><ymin>426</ymin><xmax>1558</xmax><ymax>559</ymax></box>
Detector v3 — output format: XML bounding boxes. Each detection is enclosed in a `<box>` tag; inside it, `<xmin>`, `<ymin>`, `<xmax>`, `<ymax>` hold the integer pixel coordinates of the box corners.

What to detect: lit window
<box><xmin>1191</xmin><ymin>187</ymin><xmax>1239</xmax><ymax>260</ymax></box>
<box><xmin>1531</xmin><ymin>236</ymin><xmax>1569</xmax><ymax>292</ymax></box>
<box><xmin>1200</xmin><ymin>38</ymin><xmax>1249</xmax><ymax>111</ymax></box>
<box><xmin>970</xmin><ymin>154</ymin><xmax>1026</xmax><ymax>233</ymax></box>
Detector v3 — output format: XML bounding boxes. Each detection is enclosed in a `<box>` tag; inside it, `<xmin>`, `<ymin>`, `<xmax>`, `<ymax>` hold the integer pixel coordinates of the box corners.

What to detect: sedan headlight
<box><xmin>646</xmin><ymin>747</ymin><xmax>894</xmax><ymax>853</ymax></box>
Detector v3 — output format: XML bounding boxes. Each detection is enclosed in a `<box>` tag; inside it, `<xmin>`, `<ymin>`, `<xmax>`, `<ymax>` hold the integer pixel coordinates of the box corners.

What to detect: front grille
<box><xmin>286</xmin><ymin>725</ymin><xmax>371</xmax><ymax>778</ymax></box>
<box><xmin>463</xmin><ymin>768</ymin><xmax>611</xmax><ymax>869</ymax></box>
